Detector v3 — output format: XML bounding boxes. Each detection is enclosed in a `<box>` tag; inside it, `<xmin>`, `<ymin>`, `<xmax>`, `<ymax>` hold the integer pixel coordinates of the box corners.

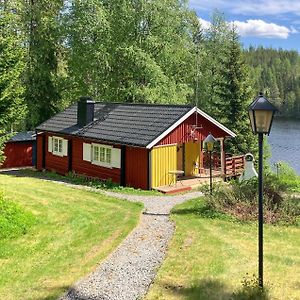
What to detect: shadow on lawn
<box><xmin>162</xmin><ymin>278</ymin><xmax>270</xmax><ymax>300</ymax></box>
<box><xmin>171</xmin><ymin>203</ymin><xmax>230</xmax><ymax>220</ymax></box>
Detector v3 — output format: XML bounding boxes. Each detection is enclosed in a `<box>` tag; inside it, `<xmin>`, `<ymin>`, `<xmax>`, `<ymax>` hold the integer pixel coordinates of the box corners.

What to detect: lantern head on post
<box><xmin>248</xmin><ymin>92</ymin><xmax>278</xmax><ymax>135</ymax></box>
<box><xmin>204</xmin><ymin>133</ymin><xmax>216</xmax><ymax>151</ymax></box>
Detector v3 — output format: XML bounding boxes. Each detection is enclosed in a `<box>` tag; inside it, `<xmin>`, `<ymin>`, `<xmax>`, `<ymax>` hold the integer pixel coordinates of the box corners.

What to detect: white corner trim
<box><xmin>146</xmin><ymin>107</ymin><xmax>236</xmax><ymax>149</ymax></box>
<box><xmin>146</xmin><ymin>108</ymin><xmax>197</xmax><ymax>149</ymax></box>
<box><xmin>196</xmin><ymin>108</ymin><xmax>236</xmax><ymax>138</ymax></box>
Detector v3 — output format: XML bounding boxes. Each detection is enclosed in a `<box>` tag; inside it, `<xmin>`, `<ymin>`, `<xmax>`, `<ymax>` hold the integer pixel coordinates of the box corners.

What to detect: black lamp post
<box><xmin>248</xmin><ymin>92</ymin><xmax>278</xmax><ymax>289</ymax></box>
<box><xmin>204</xmin><ymin>133</ymin><xmax>216</xmax><ymax>195</ymax></box>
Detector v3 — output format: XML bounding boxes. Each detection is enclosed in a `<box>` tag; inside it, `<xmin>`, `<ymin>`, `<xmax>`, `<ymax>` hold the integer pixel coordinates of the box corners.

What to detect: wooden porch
<box><xmin>155</xmin><ymin>154</ymin><xmax>245</xmax><ymax>194</ymax></box>
<box><xmin>154</xmin><ymin>169</ymin><xmax>223</xmax><ymax>194</ymax></box>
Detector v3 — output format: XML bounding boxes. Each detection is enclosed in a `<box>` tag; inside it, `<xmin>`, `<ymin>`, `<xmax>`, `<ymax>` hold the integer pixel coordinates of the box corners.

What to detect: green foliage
<box><xmin>0</xmin><ymin>0</ymin><xmax>27</xmax><ymax>162</ymax></box>
<box><xmin>201</xmin><ymin>177</ymin><xmax>300</xmax><ymax>224</ymax></box>
<box><xmin>275</xmin><ymin>161</ymin><xmax>300</xmax><ymax>192</ymax></box>
<box><xmin>65</xmin><ymin>0</ymin><xmax>197</xmax><ymax>105</ymax></box>
<box><xmin>0</xmin><ymin>189</ymin><xmax>35</xmax><ymax>239</ymax></box>
<box><xmin>23</xmin><ymin>0</ymin><xmax>64</xmax><ymax>128</ymax></box>
<box><xmin>245</xmin><ymin>46</ymin><xmax>300</xmax><ymax>118</ymax></box>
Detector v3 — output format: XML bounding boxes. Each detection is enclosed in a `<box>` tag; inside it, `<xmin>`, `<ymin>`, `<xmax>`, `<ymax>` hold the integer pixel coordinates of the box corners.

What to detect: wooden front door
<box><xmin>185</xmin><ymin>141</ymin><xmax>200</xmax><ymax>176</ymax></box>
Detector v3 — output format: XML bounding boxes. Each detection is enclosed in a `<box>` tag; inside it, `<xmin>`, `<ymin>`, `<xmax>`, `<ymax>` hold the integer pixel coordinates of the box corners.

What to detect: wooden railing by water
<box><xmin>225</xmin><ymin>155</ymin><xmax>244</xmax><ymax>178</ymax></box>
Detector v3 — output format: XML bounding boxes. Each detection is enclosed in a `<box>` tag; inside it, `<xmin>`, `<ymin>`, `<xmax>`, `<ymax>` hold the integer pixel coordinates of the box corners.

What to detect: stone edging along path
<box><xmin>60</xmin><ymin>190</ymin><xmax>203</xmax><ymax>300</ymax></box>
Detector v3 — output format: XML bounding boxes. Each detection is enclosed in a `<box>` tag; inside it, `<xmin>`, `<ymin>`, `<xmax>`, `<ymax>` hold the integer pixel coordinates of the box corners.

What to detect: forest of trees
<box><xmin>1</xmin><ymin>0</ymin><xmax>299</xmax><ymax>162</ymax></box>
<box><xmin>245</xmin><ymin>47</ymin><xmax>300</xmax><ymax>118</ymax></box>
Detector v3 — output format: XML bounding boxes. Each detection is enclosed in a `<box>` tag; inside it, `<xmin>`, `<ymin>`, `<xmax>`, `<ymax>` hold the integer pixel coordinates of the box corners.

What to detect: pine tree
<box><xmin>198</xmin><ymin>12</ymin><xmax>231</xmax><ymax>121</ymax></box>
<box><xmin>23</xmin><ymin>0</ymin><xmax>63</xmax><ymax>128</ymax></box>
<box><xmin>195</xmin><ymin>12</ymin><xmax>257</xmax><ymax>154</ymax></box>
<box><xmin>220</xmin><ymin>25</ymin><xmax>256</xmax><ymax>154</ymax></box>
<box><xmin>0</xmin><ymin>0</ymin><xmax>27</xmax><ymax>163</ymax></box>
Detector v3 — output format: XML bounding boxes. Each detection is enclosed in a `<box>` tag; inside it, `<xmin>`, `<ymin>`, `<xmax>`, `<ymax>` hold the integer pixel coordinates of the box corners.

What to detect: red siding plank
<box><xmin>125</xmin><ymin>146</ymin><xmax>148</xmax><ymax>190</ymax></box>
<box><xmin>1</xmin><ymin>142</ymin><xmax>33</xmax><ymax>168</ymax></box>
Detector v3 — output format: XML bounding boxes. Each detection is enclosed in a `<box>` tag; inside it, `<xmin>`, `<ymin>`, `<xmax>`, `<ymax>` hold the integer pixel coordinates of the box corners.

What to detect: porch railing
<box><xmin>224</xmin><ymin>155</ymin><xmax>244</xmax><ymax>178</ymax></box>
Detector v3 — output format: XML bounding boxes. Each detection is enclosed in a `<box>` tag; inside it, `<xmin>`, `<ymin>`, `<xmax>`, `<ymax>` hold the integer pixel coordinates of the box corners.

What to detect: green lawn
<box><xmin>145</xmin><ymin>198</ymin><xmax>300</xmax><ymax>300</ymax></box>
<box><xmin>0</xmin><ymin>173</ymin><xmax>142</xmax><ymax>300</ymax></box>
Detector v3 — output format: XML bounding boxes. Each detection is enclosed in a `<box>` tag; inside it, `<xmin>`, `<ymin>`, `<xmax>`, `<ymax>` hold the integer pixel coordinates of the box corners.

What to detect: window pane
<box><xmin>106</xmin><ymin>148</ymin><xmax>111</xmax><ymax>163</ymax></box>
<box><xmin>54</xmin><ymin>139</ymin><xmax>59</xmax><ymax>152</ymax></box>
<box><xmin>58</xmin><ymin>140</ymin><xmax>63</xmax><ymax>153</ymax></box>
<box><xmin>100</xmin><ymin>148</ymin><xmax>105</xmax><ymax>162</ymax></box>
<box><xmin>93</xmin><ymin>146</ymin><xmax>99</xmax><ymax>161</ymax></box>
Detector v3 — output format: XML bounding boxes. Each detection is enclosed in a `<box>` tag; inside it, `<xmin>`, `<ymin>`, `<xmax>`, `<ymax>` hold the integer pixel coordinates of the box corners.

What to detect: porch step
<box><xmin>155</xmin><ymin>185</ymin><xmax>192</xmax><ymax>194</ymax></box>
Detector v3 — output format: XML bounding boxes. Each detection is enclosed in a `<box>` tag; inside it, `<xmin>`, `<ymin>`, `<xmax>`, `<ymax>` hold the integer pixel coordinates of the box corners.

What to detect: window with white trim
<box><xmin>53</xmin><ymin>137</ymin><xmax>63</xmax><ymax>155</ymax></box>
<box><xmin>92</xmin><ymin>144</ymin><xmax>112</xmax><ymax>167</ymax></box>
<box><xmin>48</xmin><ymin>136</ymin><xmax>68</xmax><ymax>157</ymax></box>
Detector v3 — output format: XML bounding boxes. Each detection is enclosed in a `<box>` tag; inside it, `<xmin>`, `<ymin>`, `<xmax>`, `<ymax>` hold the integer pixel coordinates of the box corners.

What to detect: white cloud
<box><xmin>233</xmin><ymin>19</ymin><xmax>297</xmax><ymax>39</ymax></box>
<box><xmin>199</xmin><ymin>18</ymin><xmax>211</xmax><ymax>30</ymax></box>
<box><xmin>198</xmin><ymin>18</ymin><xmax>298</xmax><ymax>39</ymax></box>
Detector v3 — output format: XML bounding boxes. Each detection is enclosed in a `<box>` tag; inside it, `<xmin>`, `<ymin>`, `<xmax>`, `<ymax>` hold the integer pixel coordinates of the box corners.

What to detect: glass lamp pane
<box><xmin>254</xmin><ymin>110</ymin><xmax>273</xmax><ymax>133</ymax></box>
<box><xmin>248</xmin><ymin>110</ymin><xmax>256</xmax><ymax>133</ymax></box>
<box><xmin>205</xmin><ymin>142</ymin><xmax>213</xmax><ymax>151</ymax></box>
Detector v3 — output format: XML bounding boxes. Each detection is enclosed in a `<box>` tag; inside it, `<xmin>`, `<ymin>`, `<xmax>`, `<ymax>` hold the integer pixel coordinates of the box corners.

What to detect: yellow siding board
<box><xmin>151</xmin><ymin>145</ymin><xmax>177</xmax><ymax>188</ymax></box>
<box><xmin>185</xmin><ymin>141</ymin><xmax>200</xmax><ymax>176</ymax></box>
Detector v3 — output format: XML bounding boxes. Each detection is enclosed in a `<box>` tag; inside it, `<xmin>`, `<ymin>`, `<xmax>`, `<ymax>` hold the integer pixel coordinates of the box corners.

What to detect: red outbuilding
<box><xmin>1</xmin><ymin>131</ymin><xmax>36</xmax><ymax>169</ymax></box>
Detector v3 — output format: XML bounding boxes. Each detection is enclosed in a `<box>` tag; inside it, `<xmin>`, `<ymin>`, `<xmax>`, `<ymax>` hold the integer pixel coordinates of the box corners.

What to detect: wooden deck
<box><xmin>155</xmin><ymin>170</ymin><xmax>223</xmax><ymax>194</ymax></box>
<box><xmin>155</xmin><ymin>153</ymin><xmax>245</xmax><ymax>194</ymax></box>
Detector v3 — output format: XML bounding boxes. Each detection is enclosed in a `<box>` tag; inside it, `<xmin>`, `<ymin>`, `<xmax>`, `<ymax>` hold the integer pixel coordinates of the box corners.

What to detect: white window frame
<box><xmin>52</xmin><ymin>136</ymin><xmax>64</xmax><ymax>157</ymax></box>
<box><xmin>91</xmin><ymin>143</ymin><xmax>112</xmax><ymax>168</ymax></box>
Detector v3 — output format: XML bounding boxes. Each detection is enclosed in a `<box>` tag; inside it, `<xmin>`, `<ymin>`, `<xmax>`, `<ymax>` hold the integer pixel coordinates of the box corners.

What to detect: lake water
<box><xmin>268</xmin><ymin>118</ymin><xmax>300</xmax><ymax>174</ymax></box>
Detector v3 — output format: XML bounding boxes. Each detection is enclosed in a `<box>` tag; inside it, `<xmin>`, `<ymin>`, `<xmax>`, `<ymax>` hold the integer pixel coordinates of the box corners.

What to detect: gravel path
<box><xmin>60</xmin><ymin>190</ymin><xmax>202</xmax><ymax>300</ymax></box>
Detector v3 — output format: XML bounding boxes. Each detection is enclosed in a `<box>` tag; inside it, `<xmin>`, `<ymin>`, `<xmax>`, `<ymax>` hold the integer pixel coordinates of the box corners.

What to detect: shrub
<box><xmin>0</xmin><ymin>189</ymin><xmax>36</xmax><ymax>239</ymax></box>
<box><xmin>202</xmin><ymin>175</ymin><xmax>300</xmax><ymax>224</ymax></box>
<box><xmin>275</xmin><ymin>162</ymin><xmax>300</xmax><ymax>192</ymax></box>
<box><xmin>232</xmin><ymin>273</ymin><xmax>269</xmax><ymax>300</ymax></box>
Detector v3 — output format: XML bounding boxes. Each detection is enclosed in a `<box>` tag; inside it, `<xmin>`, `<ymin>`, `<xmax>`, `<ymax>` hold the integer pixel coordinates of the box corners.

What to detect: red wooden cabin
<box><xmin>36</xmin><ymin>98</ymin><xmax>237</xmax><ymax>190</ymax></box>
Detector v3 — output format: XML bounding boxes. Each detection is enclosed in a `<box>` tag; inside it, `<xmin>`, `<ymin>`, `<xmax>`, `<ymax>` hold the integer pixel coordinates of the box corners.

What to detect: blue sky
<box><xmin>189</xmin><ymin>0</ymin><xmax>300</xmax><ymax>52</ymax></box>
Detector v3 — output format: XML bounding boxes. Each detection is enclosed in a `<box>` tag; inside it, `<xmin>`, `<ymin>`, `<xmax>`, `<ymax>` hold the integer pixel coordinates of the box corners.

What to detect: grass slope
<box><xmin>146</xmin><ymin>198</ymin><xmax>300</xmax><ymax>300</ymax></box>
<box><xmin>0</xmin><ymin>173</ymin><xmax>142</xmax><ymax>300</ymax></box>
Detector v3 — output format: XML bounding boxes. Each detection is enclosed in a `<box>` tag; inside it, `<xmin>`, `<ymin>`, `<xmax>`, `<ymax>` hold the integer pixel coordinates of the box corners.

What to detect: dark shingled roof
<box><xmin>9</xmin><ymin>131</ymin><xmax>36</xmax><ymax>142</ymax></box>
<box><xmin>36</xmin><ymin>103</ymin><xmax>193</xmax><ymax>147</ymax></box>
